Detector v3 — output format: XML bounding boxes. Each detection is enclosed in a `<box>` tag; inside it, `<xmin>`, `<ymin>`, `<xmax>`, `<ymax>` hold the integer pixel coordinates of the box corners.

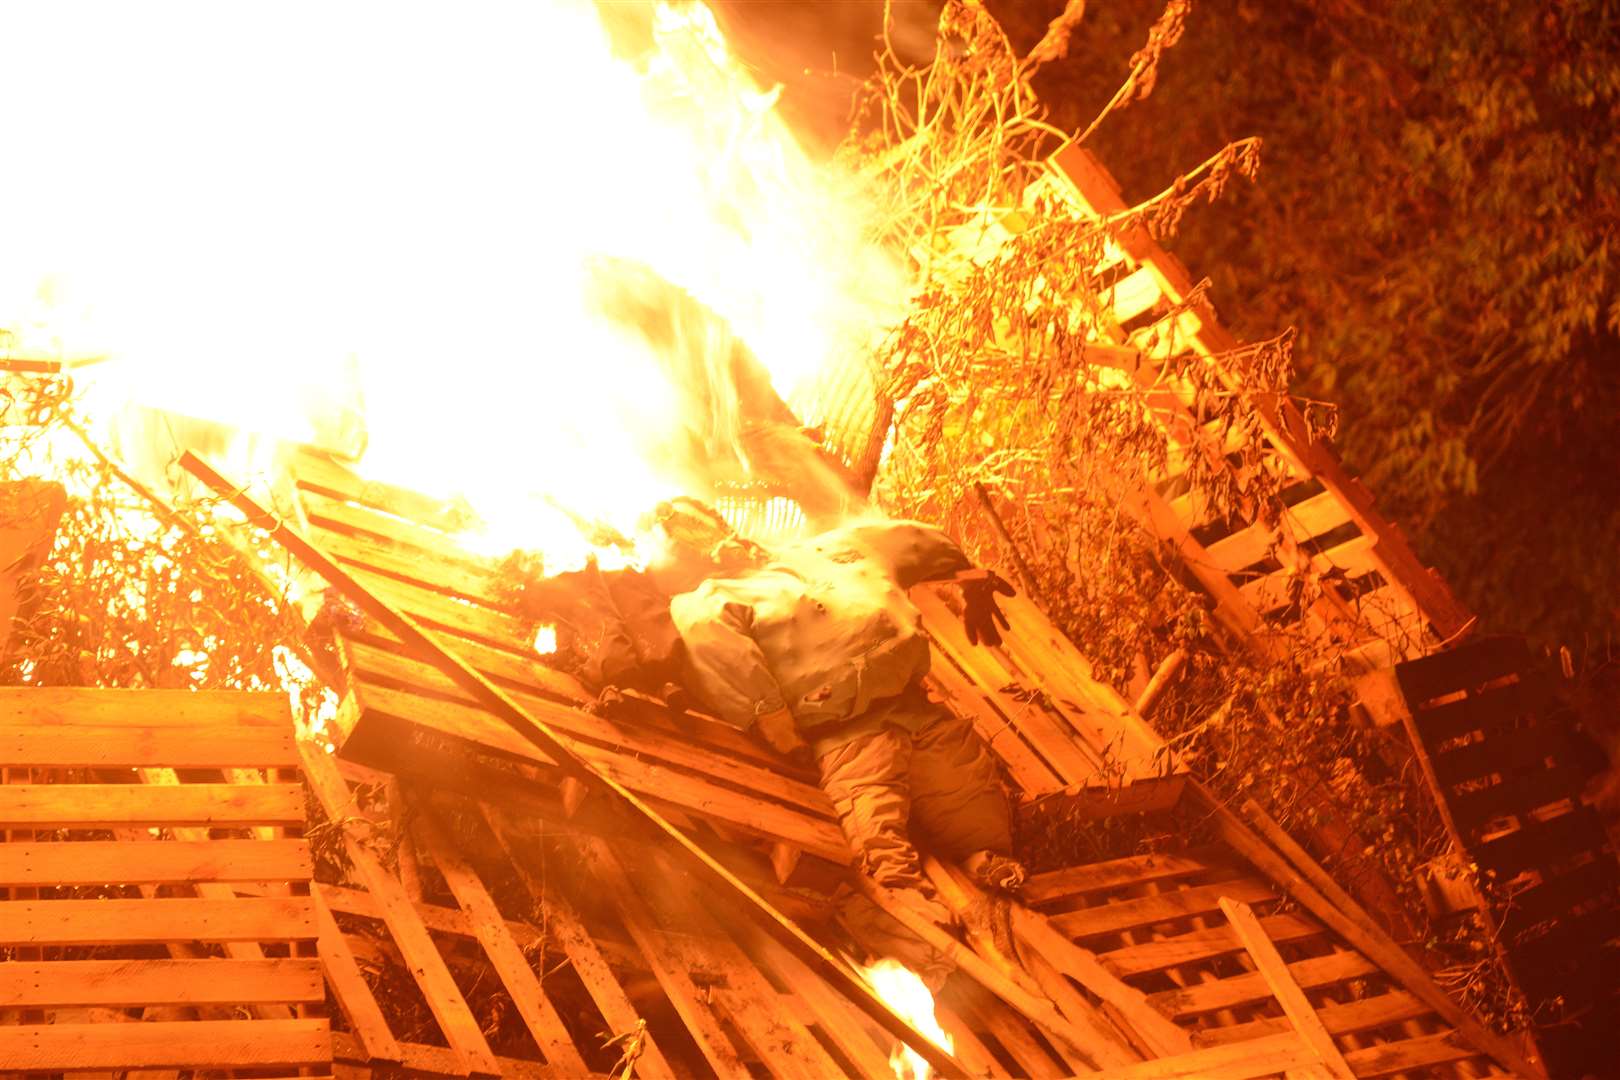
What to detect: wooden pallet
<box><xmin>977</xmin><ymin>146</ymin><xmax>1474</xmax><ymax>670</ymax></box>
<box><xmin>977</xmin><ymin>841</ymin><xmax>1520</xmax><ymax>1079</ymax></box>
<box><xmin>287</xmin><ymin>448</ymin><xmax>1176</xmax><ymax>875</ymax></box>
<box><xmin>0</xmin><ymin>687</ymin><xmax>330</xmax><ymax>1075</ymax></box>
<box><xmin>304</xmin><ymin>752</ymin><xmax>935</xmax><ymax>1079</ymax></box>
<box><xmin>1394</xmin><ymin>637</ymin><xmax>1620</xmax><ymax>1077</ymax></box>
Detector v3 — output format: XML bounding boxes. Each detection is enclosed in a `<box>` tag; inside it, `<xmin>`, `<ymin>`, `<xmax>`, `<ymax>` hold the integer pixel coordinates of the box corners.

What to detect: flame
<box><xmin>861</xmin><ymin>959</ymin><xmax>955</xmax><ymax>1080</ymax></box>
<box><xmin>0</xmin><ymin>1</ymin><xmax>904</xmax><ymax>571</ymax></box>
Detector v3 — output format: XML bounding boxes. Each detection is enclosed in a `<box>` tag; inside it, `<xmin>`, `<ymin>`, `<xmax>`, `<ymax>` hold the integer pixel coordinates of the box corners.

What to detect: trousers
<box><xmin>815</xmin><ymin>697</ymin><xmax>1012</xmax><ymax>890</ymax></box>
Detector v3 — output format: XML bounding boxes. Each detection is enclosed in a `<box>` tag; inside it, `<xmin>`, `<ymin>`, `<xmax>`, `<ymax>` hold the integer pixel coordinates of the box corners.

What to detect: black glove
<box><xmin>961</xmin><ymin>570</ymin><xmax>1014</xmax><ymax>647</ymax></box>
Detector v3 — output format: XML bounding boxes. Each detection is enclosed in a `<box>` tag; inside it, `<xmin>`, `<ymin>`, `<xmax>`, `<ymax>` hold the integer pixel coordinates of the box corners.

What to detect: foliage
<box><xmin>846</xmin><ymin>0</ymin><xmax>1524</xmax><ymax>1026</ymax></box>
<box><xmin>0</xmin><ymin>374</ymin><xmax>301</xmax><ymax>693</ymax></box>
<box><xmin>990</xmin><ymin>0</ymin><xmax>1620</xmax><ymax>648</ymax></box>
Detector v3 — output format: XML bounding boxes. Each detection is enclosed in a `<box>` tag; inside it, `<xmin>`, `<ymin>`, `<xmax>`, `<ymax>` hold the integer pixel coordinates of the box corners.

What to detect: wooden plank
<box><xmin>1195</xmin><ymin>991</ymin><xmax>1431</xmax><ymax>1047</ymax></box>
<box><xmin>299</xmin><ymin>738</ymin><xmax>502</xmax><ymax>1078</ymax></box>
<box><xmin>934</xmin><ymin>1001</ymin><xmax>1016</xmax><ymax>1079</ymax></box>
<box><xmin>330</xmin><ymin>1033</ymin><xmax>561</xmax><ymax>1079</ymax></box>
<box><xmin>926</xmin><ymin>644</ymin><xmax>1066</xmax><ymax>792</ymax></box>
<box><xmin>479</xmin><ymin>804</ymin><xmax>680</xmax><ymax>1080</ymax></box>
<box><xmin>1100</xmin><ymin>912</ymin><xmax>1324</xmax><ymax>977</ymax></box>
<box><xmin>1448</xmin><ymin>764</ymin><xmax>1589</xmax><ymax>832</ymax></box>
<box><xmin>1498</xmin><ymin>856</ymin><xmax>1620</xmax><ymax>940</ymax></box>
<box><xmin>1021</xmin><ymin>947</ymin><xmax>1142</xmax><ymax>1068</ymax></box>
<box><xmin>1025</xmin><ymin>849</ymin><xmax>1226</xmax><ymax>905</ymax></box>
<box><xmin>1220</xmin><ymin>897</ymin><xmax>1355</xmax><ymax>1080</ymax></box>
<box><xmin>0</xmin><ymin>838</ymin><xmax>311</xmax><ymax>886</ymax></box>
<box><xmin>1049</xmin><ymin>878</ymin><xmax>1275</xmax><ymax>940</ymax></box>
<box><xmin>0</xmin><ymin>1019</ymin><xmax>330</xmax><ymax>1070</ymax></box>
<box><xmin>1472</xmin><ymin>807</ymin><xmax>1608</xmax><ymax>877</ymax></box>
<box><xmin>292</xmin><ymin>447</ymin><xmax>471</xmax><ymax>528</ymax></box>
<box><xmin>314</xmin><ymin>887</ymin><xmax>405</xmax><ymax>1065</ymax></box>
<box><xmin>641</xmin><ymin>847</ymin><xmax>855</xmax><ymax>1080</ymax></box>
<box><xmin>1</xmin><ymin>896</ymin><xmax>315</xmax><ymax>945</ymax></box>
<box><xmin>1148</xmin><ymin>950</ymin><xmax>1382</xmax><ymax>1019</ymax></box>
<box><xmin>350</xmin><ymin>641</ymin><xmax>831</xmax><ymax>815</ymax></box>
<box><xmin>352</xmin><ymin>680</ymin><xmax>851</xmax><ymax>862</ymax></box>
<box><xmin>1204</xmin><ymin>491</ymin><xmax>1354</xmax><ymax>573</ymax></box>
<box><xmin>0</xmin><ymin>782</ymin><xmax>305</xmax><ymax>828</ymax></box>
<box><xmin>300</xmin><ymin>488</ymin><xmax>490</xmax><ymax>570</ymax></box>
<box><xmin>1411</xmin><ymin>675</ymin><xmax>1547</xmax><ymax>745</ymax></box>
<box><xmin>1395</xmin><ymin>637</ymin><xmax>1530</xmax><ymax>706</ymax></box>
<box><xmin>1083</xmin><ymin>1031</ymin><xmax>1316</xmax><ymax>1079</ymax></box>
<box><xmin>955</xmin><ymin>986</ymin><xmax>1070</xmax><ymax>1079</ymax></box>
<box><xmin>575</xmin><ymin>835</ymin><xmax>751</xmax><ymax>1080</ymax></box>
<box><xmin>913</xmin><ymin>588</ymin><xmax>1106</xmax><ymax>784</ymax></box>
<box><xmin>1023</xmin><ymin>776</ymin><xmax>1188</xmax><ymax>823</ymax></box>
<box><xmin>0</xmin><ymin>958</ymin><xmax>323</xmax><ymax>1008</ymax></box>
<box><xmin>987</xmin><ymin>895</ymin><xmax>1194</xmax><ymax>1057</ymax></box>
<box><xmin>415</xmin><ymin>808</ymin><xmax>590</xmax><ymax>1075</ymax></box>
<box><xmin>0</xmin><ymin>722</ymin><xmax>299</xmax><ymax>767</ymax></box>
<box><xmin>745</xmin><ymin>927</ymin><xmax>897</xmax><ymax>1080</ymax></box>
<box><xmin>1339</xmin><ymin>1031</ymin><xmax>1484</xmax><ymax>1077</ymax></box>
<box><xmin>0</xmin><ymin>687</ymin><xmax>289</xmax><ymax>729</ymax></box>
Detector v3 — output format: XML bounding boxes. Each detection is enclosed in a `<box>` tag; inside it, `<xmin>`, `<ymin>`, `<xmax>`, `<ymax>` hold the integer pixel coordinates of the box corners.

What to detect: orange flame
<box><xmin>861</xmin><ymin>959</ymin><xmax>955</xmax><ymax>1080</ymax></box>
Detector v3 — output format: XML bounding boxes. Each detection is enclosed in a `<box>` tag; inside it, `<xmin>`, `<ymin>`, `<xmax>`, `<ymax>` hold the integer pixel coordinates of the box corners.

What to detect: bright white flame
<box><xmin>861</xmin><ymin>959</ymin><xmax>954</xmax><ymax>1080</ymax></box>
<box><xmin>0</xmin><ymin>1</ymin><xmax>905</xmax><ymax>570</ymax></box>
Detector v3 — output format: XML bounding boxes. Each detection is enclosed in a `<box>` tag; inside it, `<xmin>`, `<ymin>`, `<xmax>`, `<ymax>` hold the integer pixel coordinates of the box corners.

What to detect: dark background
<box><xmin>710</xmin><ymin>0</ymin><xmax>1620</xmax><ymax>659</ymax></box>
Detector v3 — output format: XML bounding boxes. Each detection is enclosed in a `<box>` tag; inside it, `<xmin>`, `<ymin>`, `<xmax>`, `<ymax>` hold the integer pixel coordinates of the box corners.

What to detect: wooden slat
<box><xmin>1472</xmin><ymin>807</ymin><xmax>1609</xmax><ymax>877</ymax></box>
<box><xmin>0</xmin><ymin>1019</ymin><xmax>330</xmax><ymax>1070</ymax></box>
<box><xmin>299</xmin><ymin>739</ymin><xmax>501</xmax><ymax>1078</ymax></box>
<box><xmin>926</xmin><ymin>644</ymin><xmax>1065</xmax><ymax>792</ymax></box>
<box><xmin>350</xmin><ymin>641</ymin><xmax>831</xmax><ymax>815</ymax></box>
<box><xmin>0</xmin><ymin>783</ymin><xmax>305</xmax><ymax>827</ymax></box>
<box><xmin>0</xmin><ymin>687</ymin><xmax>289</xmax><ymax>728</ymax></box>
<box><xmin>350</xmin><ymin>681</ymin><xmax>851</xmax><ymax>862</ymax></box>
<box><xmin>0</xmin><ymin>897</ymin><xmax>316</xmax><ymax>945</ymax></box>
<box><xmin>1100</xmin><ymin>912</ymin><xmax>1323</xmax><ymax>977</ymax></box>
<box><xmin>1196</xmin><ymin>991</ymin><xmax>1431</xmax><ymax>1047</ymax></box>
<box><xmin>415</xmin><ymin>808</ymin><xmax>590</xmax><ymax>1075</ymax></box>
<box><xmin>1083</xmin><ymin>1031</ymin><xmax>1316</xmax><ymax>1079</ymax></box>
<box><xmin>331</xmin><ymin>1033</ymin><xmax>561</xmax><ymax>1080</ymax></box>
<box><xmin>315</xmin><ymin>888</ymin><xmax>404</xmax><ymax>1065</ymax></box>
<box><xmin>292</xmin><ymin>448</ymin><xmax>469</xmax><ymax>527</ymax></box>
<box><xmin>745</xmin><ymin>927</ymin><xmax>897</xmax><ymax>1080</ymax></box>
<box><xmin>993</xmin><ymin>890</ymin><xmax>1194</xmax><ymax>1058</ymax></box>
<box><xmin>1339</xmin><ymin>1031</ymin><xmax>1483</xmax><ymax>1077</ymax></box>
<box><xmin>575</xmin><ymin>835</ymin><xmax>751</xmax><ymax>1080</ymax></box>
<box><xmin>640</xmin><ymin>847</ymin><xmax>852</xmax><ymax>1080</ymax></box>
<box><xmin>1148</xmin><ymin>950</ymin><xmax>1381</xmax><ymax>1019</ymax></box>
<box><xmin>1049</xmin><ymin>878</ymin><xmax>1274</xmax><ymax>939</ymax></box>
<box><xmin>0</xmin><ymin>958</ymin><xmax>323</xmax><ymax>1008</ymax></box>
<box><xmin>479</xmin><ymin>803</ymin><xmax>679</xmax><ymax>1080</ymax></box>
<box><xmin>0</xmin><ymin>839</ymin><xmax>311</xmax><ymax>886</ymax></box>
<box><xmin>1447</xmin><ymin>763</ymin><xmax>1589</xmax><ymax>832</ymax></box>
<box><xmin>914</xmin><ymin>588</ymin><xmax>1106</xmax><ymax>784</ymax></box>
<box><xmin>1025</xmin><ymin>850</ymin><xmax>1225</xmax><ymax>905</ymax></box>
<box><xmin>0</xmin><ymin>722</ymin><xmax>299</xmax><ymax>767</ymax></box>
<box><xmin>1204</xmin><ymin>491</ymin><xmax>1354</xmax><ymax>573</ymax></box>
<box><xmin>1220</xmin><ymin>897</ymin><xmax>1354</xmax><ymax>1080</ymax></box>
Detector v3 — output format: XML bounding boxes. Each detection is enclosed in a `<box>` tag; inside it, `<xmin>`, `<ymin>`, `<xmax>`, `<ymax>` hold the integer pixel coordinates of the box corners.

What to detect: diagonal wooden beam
<box><xmin>413</xmin><ymin>805</ymin><xmax>590</xmax><ymax>1075</ymax></box>
<box><xmin>1219</xmin><ymin>897</ymin><xmax>1354</xmax><ymax>1080</ymax></box>
<box><xmin>180</xmin><ymin>450</ymin><xmax>964</xmax><ymax>1078</ymax></box>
